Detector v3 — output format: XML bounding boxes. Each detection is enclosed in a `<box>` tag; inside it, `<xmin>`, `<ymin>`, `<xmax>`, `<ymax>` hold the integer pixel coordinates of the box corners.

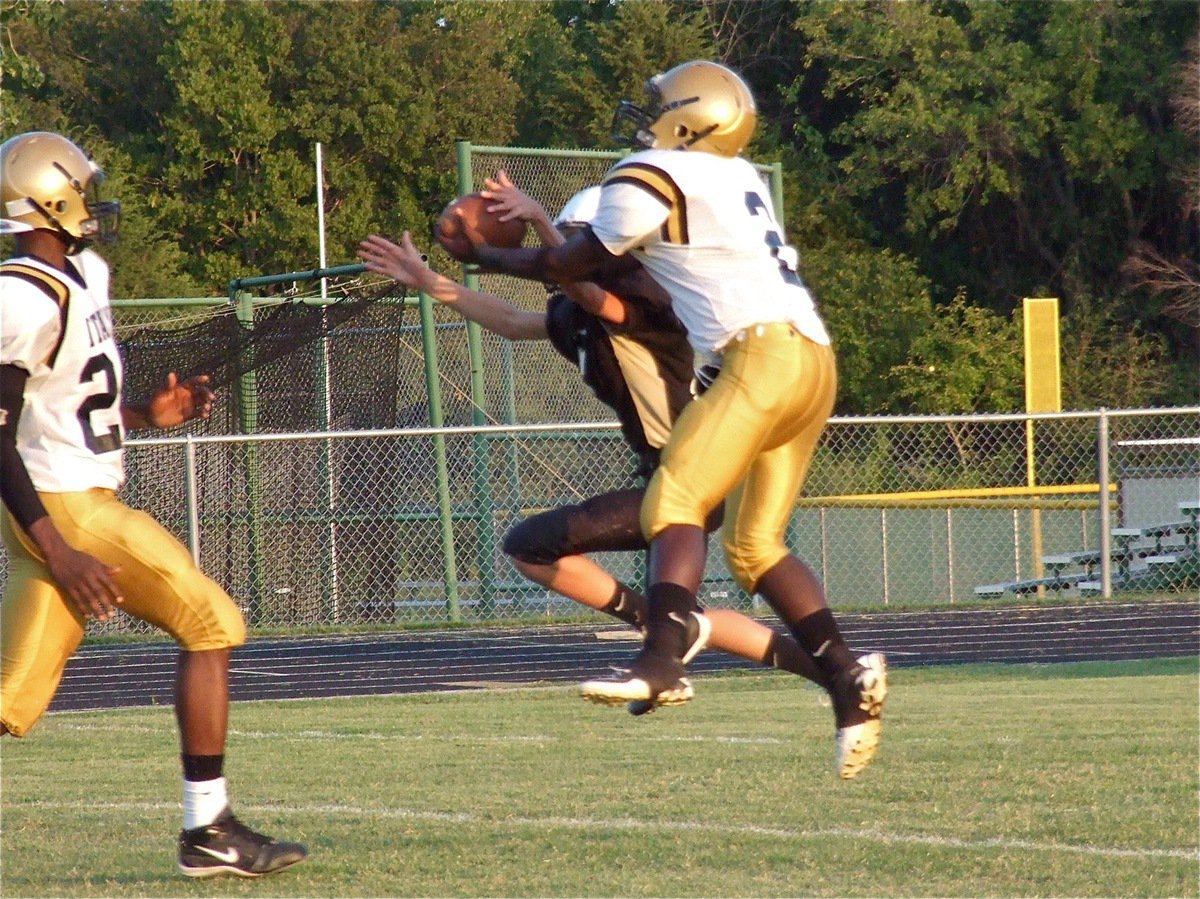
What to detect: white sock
<box><xmin>182</xmin><ymin>776</ymin><xmax>228</xmax><ymax>830</ymax></box>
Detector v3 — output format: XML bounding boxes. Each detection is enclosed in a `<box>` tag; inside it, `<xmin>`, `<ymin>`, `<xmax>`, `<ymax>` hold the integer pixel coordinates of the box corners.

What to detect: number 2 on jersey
<box><xmin>745</xmin><ymin>191</ymin><xmax>803</xmax><ymax>287</ymax></box>
<box><xmin>77</xmin><ymin>353</ymin><xmax>122</xmax><ymax>454</ymax></box>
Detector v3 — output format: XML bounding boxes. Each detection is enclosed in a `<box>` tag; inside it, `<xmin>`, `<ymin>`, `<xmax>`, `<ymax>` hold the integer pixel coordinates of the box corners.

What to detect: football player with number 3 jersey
<box><xmin>0</xmin><ymin>131</ymin><xmax>307</xmax><ymax>876</ymax></box>
<box><xmin>440</xmin><ymin>62</ymin><xmax>888</xmax><ymax>780</ymax></box>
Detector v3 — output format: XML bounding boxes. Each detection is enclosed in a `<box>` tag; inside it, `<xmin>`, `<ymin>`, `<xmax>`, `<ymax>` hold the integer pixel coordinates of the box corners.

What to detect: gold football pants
<box><xmin>641</xmin><ymin>323</ymin><xmax>837</xmax><ymax>592</ymax></box>
<box><xmin>1</xmin><ymin>488</ymin><xmax>245</xmax><ymax>736</ymax></box>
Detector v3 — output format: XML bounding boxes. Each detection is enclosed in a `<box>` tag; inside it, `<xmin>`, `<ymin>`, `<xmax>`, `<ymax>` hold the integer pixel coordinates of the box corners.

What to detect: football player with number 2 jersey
<box><xmin>0</xmin><ymin>131</ymin><xmax>307</xmax><ymax>876</ymax></box>
<box><xmin>361</xmin><ymin>180</ymin><xmax>832</xmax><ymax>701</ymax></box>
<box><xmin>439</xmin><ymin>62</ymin><xmax>888</xmax><ymax>780</ymax></box>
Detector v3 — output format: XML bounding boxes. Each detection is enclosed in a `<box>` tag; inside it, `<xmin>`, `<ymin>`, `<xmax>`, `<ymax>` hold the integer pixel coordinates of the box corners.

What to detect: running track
<box><xmin>48</xmin><ymin>600</ymin><xmax>1198</xmax><ymax>712</ymax></box>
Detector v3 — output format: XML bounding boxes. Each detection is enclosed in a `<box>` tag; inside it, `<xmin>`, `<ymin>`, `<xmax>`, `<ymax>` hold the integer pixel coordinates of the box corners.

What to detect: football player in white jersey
<box><xmin>436</xmin><ymin>62</ymin><xmax>887</xmax><ymax>779</ymax></box>
<box><xmin>0</xmin><ymin>132</ymin><xmax>307</xmax><ymax>876</ymax></box>
<box><xmin>362</xmin><ymin>181</ymin><xmax>834</xmax><ymax>701</ymax></box>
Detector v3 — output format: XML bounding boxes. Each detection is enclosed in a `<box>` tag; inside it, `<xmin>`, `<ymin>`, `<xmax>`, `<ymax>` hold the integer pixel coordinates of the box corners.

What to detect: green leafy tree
<box><xmin>802</xmin><ymin>246</ymin><xmax>932</xmax><ymax>414</ymax></box>
<box><xmin>2</xmin><ymin>0</ymin><xmax>1194</xmax><ymax>411</ymax></box>
<box><xmin>1121</xmin><ymin>30</ymin><xmax>1200</xmax><ymax>335</ymax></box>
<box><xmin>144</xmin><ymin>1</ymin><xmax>536</xmax><ymax>286</ymax></box>
<box><xmin>0</xmin><ymin>1</ymin><xmax>199</xmax><ymax>297</ymax></box>
<box><xmin>788</xmin><ymin>0</ymin><xmax>1197</xmax><ymax>406</ymax></box>
<box><xmin>514</xmin><ymin>1</ymin><xmax>715</xmax><ymax>148</ymax></box>
<box><xmin>892</xmin><ymin>292</ymin><xmax>1023</xmax><ymax>414</ymax></box>
<box><xmin>153</xmin><ymin>3</ymin><xmax>307</xmax><ymax>286</ymax></box>
<box><xmin>92</xmin><ymin>146</ymin><xmax>207</xmax><ymax>300</ymax></box>
<box><xmin>1060</xmin><ymin>295</ymin><xmax>1176</xmax><ymax>410</ymax></box>
<box><xmin>791</xmin><ymin>1</ymin><xmax>1197</xmax><ymax>303</ymax></box>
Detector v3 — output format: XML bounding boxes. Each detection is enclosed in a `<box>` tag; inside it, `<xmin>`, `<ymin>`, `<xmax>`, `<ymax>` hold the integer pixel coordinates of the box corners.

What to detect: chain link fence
<box><xmin>4</xmin><ymin>407</ymin><xmax>1192</xmax><ymax>639</ymax></box>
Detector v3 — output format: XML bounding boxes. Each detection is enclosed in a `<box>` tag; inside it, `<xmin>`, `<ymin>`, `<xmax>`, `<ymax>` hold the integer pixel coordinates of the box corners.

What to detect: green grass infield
<box><xmin>1</xmin><ymin>657</ymin><xmax>1196</xmax><ymax>897</ymax></box>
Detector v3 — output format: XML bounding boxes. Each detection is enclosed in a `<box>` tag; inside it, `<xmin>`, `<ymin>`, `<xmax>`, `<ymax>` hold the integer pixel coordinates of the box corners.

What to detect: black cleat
<box><xmin>178</xmin><ymin>807</ymin><xmax>307</xmax><ymax>878</ymax></box>
<box><xmin>626</xmin><ymin>611</ymin><xmax>712</xmax><ymax>715</ymax></box>
<box><xmin>581</xmin><ymin>646</ymin><xmax>692</xmax><ymax>708</ymax></box>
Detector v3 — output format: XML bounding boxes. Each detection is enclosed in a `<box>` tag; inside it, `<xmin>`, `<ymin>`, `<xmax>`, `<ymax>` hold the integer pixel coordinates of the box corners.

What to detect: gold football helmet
<box><xmin>0</xmin><ymin>131</ymin><xmax>120</xmax><ymax>248</ymax></box>
<box><xmin>611</xmin><ymin>60</ymin><xmax>757</xmax><ymax>158</ymax></box>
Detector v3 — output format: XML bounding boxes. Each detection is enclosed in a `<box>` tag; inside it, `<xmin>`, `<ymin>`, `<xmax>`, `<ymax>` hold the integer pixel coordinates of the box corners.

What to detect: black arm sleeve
<box><xmin>0</xmin><ymin>364</ymin><xmax>49</xmax><ymax>531</ymax></box>
<box><xmin>474</xmin><ymin>227</ymin><xmax>617</xmax><ymax>284</ymax></box>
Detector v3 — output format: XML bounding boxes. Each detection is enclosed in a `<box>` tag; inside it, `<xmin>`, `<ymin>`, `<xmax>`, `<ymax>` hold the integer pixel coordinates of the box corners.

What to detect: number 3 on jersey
<box><xmin>745</xmin><ymin>191</ymin><xmax>802</xmax><ymax>287</ymax></box>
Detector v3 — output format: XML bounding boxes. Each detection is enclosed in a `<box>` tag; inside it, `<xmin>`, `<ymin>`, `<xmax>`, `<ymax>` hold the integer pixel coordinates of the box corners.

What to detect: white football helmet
<box><xmin>553</xmin><ymin>186</ymin><xmax>602</xmax><ymax>229</ymax></box>
<box><xmin>611</xmin><ymin>60</ymin><xmax>757</xmax><ymax>158</ymax></box>
<box><xmin>0</xmin><ymin>131</ymin><xmax>120</xmax><ymax>248</ymax></box>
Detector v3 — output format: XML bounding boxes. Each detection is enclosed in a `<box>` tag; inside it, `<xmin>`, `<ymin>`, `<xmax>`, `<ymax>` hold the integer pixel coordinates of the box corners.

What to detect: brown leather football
<box><xmin>434</xmin><ymin>192</ymin><xmax>527</xmax><ymax>258</ymax></box>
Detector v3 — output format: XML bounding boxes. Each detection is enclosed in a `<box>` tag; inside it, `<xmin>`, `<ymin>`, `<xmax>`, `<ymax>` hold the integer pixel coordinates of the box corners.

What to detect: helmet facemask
<box><xmin>34</xmin><ymin>163</ymin><xmax>122</xmax><ymax>253</ymax></box>
<box><xmin>78</xmin><ymin>168</ymin><xmax>121</xmax><ymax>247</ymax></box>
<box><xmin>610</xmin><ymin>78</ymin><xmax>664</xmax><ymax>151</ymax></box>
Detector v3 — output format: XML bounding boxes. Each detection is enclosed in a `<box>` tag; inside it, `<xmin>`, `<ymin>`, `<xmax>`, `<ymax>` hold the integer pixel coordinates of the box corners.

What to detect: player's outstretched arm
<box><xmin>446</xmin><ymin>218</ymin><xmax>615</xmax><ymax>287</ymax></box>
<box><xmin>358</xmin><ymin>232</ymin><xmax>547</xmax><ymax>341</ymax></box>
<box><xmin>477</xmin><ymin>174</ymin><xmax>625</xmax><ymax>322</ymax></box>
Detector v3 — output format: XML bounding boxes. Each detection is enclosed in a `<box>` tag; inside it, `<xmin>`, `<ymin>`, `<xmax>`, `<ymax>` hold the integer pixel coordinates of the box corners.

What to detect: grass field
<box><xmin>1</xmin><ymin>658</ymin><xmax>1196</xmax><ymax>898</ymax></box>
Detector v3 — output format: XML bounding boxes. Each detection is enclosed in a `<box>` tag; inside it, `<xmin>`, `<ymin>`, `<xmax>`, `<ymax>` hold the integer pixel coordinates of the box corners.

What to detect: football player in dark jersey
<box><xmin>359</xmin><ymin>183</ymin><xmax>834</xmax><ymax>700</ymax></box>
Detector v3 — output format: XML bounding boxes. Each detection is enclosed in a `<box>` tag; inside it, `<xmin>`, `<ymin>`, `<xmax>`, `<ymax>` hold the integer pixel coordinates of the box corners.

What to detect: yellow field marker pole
<box><xmin>1023</xmin><ymin>298</ymin><xmax>1063</xmax><ymax>593</ymax></box>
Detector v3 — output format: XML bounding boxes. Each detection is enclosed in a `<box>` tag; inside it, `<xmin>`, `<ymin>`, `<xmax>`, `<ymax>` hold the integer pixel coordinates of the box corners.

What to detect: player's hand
<box><xmin>482</xmin><ymin>170</ymin><xmax>547</xmax><ymax>225</ymax></box>
<box><xmin>358</xmin><ymin>233</ymin><xmax>436</xmax><ymax>293</ymax></box>
<box><xmin>147</xmin><ymin>373</ymin><xmax>214</xmax><ymax>428</ymax></box>
<box><xmin>50</xmin><ymin>549</ymin><xmax>123</xmax><ymax>621</ymax></box>
<box><xmin>36</xmin><ymin>529</ymin><xmax>123</xmax><ymax>622</ymax></box>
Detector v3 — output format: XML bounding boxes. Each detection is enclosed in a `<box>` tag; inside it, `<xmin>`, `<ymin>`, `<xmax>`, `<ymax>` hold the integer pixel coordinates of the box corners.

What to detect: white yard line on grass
<box><xmin>51</xmin><ymin>721</ymin><xmax>786</xmax><ymax>744</ymax></box>
<box><xmin>16</xmin><ymin>799</ymin><xmax>1197</xmax><ymax>862</ymax></box>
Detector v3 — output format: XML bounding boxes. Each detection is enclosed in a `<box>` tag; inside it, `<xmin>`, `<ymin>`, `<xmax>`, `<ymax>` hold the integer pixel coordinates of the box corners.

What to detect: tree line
<box><xmin>2</xmin><ymin>0</ymin><xmax>1196</xmax><ymax>413</ymax></box>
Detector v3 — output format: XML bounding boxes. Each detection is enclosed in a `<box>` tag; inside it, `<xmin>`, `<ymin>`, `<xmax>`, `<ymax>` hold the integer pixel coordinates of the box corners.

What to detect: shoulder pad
<box><xmin>0</xmin><ymin>263</ymin><xmax>70</xmax><ymax>308</ymax></box>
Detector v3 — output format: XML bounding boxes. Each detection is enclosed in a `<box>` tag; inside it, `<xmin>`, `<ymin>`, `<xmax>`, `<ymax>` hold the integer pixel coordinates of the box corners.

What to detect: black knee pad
<box><xmin>504</xmin><ymin>489</ymin><xmax>649</xmax><ymax>565</ymax></box>
<box><xmin>503</xmin><ymin>508</ymin><xmax>571</xmax><ymax>566</ymax></box>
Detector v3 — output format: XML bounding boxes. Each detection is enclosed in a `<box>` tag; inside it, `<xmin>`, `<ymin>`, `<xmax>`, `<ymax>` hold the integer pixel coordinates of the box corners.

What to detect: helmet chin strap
<box><xmin>35</xmin><ymin>210</ymin><xmax>88</xmax><ymax>254</ymax></box>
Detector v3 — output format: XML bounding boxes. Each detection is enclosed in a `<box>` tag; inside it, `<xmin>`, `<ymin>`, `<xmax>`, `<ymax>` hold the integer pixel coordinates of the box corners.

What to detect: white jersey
<box><xmin>589</xmin><ymin>149</ymin><xmax>830</xmax><ymax>355</ymax></box>
<box><xmin>0</xmin><ymin>250</ymin><xmax>126</xmax><ymax>491</ymax></box>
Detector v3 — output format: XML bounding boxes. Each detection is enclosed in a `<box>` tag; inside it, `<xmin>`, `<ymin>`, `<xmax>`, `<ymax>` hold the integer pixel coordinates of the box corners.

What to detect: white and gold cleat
<box><xmin>834</xmin><ymin>652</ymin><xmax>889</xmax><ymax>779</ymax></box>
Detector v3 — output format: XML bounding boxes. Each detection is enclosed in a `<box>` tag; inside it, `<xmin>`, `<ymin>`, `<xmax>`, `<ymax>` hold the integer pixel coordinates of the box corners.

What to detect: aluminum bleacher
<box><xmin>975</xmin><ymin>500</ymin><xmax>1199</xmax><ymax>599</ymax></box>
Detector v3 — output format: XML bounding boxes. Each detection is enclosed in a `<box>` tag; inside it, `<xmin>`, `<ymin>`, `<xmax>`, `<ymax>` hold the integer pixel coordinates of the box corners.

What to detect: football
<box><xmin>434</xmin><ymin>192</ymin><xmax>527</xmax><ymax>258</ymax></box>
